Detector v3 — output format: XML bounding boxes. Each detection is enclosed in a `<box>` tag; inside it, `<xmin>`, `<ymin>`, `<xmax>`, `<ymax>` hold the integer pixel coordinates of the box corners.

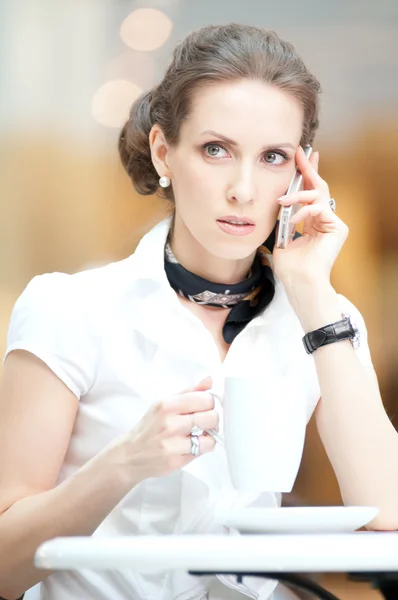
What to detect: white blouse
<box><xmin>5</xmin><ymin>217</ymin><xmax>374</xmax><ymax>600</ymax></box>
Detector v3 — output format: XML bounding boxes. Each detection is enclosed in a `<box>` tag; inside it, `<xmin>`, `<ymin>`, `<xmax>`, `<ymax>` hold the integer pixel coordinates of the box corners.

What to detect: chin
<box><xmin>210</xmin><ymin>238</ymin><xmax>259</xmax><ymax>261</ymax></box>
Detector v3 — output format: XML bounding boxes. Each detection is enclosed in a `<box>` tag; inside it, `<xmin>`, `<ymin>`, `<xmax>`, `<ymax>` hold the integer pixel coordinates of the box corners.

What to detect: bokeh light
<box><xmin>120</xmin><ymin>8</ymin><xmax>173</xmax><ymax>52</ymax></box>
<box><xmin>91</xmin><ymin>80</ymin><xmax>142</xmax><ymax>128</ymax></box>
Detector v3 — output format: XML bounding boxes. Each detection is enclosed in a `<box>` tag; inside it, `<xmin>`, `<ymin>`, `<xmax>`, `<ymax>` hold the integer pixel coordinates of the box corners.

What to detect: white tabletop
<box><xmin>35</xmin><ymin>532</ymin><xmax>398</xmax><ymax>573</ymax></box>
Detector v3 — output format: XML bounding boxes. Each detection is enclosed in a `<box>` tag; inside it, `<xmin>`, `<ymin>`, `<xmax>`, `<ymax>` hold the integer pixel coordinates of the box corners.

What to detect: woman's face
<box><xmin>156</xmin><ymin>79</ymin><xmax>304</xmax><ymax>261</ymax></box>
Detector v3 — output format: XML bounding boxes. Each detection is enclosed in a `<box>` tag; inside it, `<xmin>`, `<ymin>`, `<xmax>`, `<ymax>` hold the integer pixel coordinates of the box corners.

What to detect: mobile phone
<box><xmin>276</xmin><ymin>145</ymin><xmax>313</xmax><ymax>249</ymax></box>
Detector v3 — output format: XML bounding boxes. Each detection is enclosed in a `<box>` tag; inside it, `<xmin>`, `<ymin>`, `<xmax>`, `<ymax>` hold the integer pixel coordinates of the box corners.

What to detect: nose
<box><xmin>227</xmin><ymin>163</ymin><xmax>256</xmax><ymax>205</ymax></box>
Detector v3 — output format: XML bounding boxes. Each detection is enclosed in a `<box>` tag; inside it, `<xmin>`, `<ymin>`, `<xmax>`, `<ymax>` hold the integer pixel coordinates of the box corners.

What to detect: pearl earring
<box><xmin>159</xmin><ymin>176</ymin><xmax>171</xmax><ymax>188</ymax></box>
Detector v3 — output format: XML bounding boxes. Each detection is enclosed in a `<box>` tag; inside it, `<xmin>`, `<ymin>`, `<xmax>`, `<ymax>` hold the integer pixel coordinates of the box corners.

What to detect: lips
<box><xmin>217</xmin><ymin>215</ymin><xmax>255</xmax><ymax>226</ymax></box>
<box><xmin>216</xmin><ymin>218</ymin><xmax>256</xmax><ymax>237</ymax></box>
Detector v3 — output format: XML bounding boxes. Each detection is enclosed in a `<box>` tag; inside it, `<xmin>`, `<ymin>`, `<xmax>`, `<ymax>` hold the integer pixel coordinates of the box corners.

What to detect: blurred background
<box><xmin>1</xmin><ymin>1</ymin><xmax>397</xmax><ymax>597</ymax></box>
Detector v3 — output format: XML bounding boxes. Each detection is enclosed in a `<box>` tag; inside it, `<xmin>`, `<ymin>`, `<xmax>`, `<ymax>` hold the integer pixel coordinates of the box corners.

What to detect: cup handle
<box><xmin>210</xmin><ymin>390</ymin><xmax>223</xmax><ymax>406</ymax></box>
<box><xmin>206</xmin><ymin>428</ymin><xmax>225</xmax><ymax>447</ymax></box>
<box><xmin>206</xmin><ymin>390</ymin><xmax>224</xmax><ymax>446</ymax></box>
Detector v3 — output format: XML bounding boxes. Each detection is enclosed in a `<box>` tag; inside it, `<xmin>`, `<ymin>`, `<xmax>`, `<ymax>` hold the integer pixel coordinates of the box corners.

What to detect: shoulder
<box><xmin>5</xmin><ymin>256</ymin><xmax>137</xmax><ymax>397</ymax></box>
<box><xmin>9</xmin><ymin>213</ymin><xmax>171</xmax><ymax>341</ymax></box>
<box><xmin>18</xmin><ymin>254</ymin><xmax>138</xmax><ymax>312</ymax></box>
<box><xmin>7</xmin><ymin>254</ymin><xmax>138</xmax><ymax>342</ymax></box>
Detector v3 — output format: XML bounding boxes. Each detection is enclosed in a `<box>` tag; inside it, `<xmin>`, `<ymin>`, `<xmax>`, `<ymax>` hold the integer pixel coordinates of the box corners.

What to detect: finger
<box><xmin>308</xmin><ymin>150</ymin><xmax>319</xmax><ymax>174</ymax></box>
<box><xmin>182</xmin><ymin>433</ymin><xmax>216</xmax><ymax>456</ymax></box>
<box><xmin>159</xmin><ymin>434</ymin><xmax>216</xmax><ymax>462</ymax></box>
<box><xmin>290</xmin><ymin>203</ymin><xmax>336</xmax><ymax>225</ymax></box>
<box><xmin>278</xmin><ymin>190</ymin><xmax>319</xmax><ymax>206</ymax></box>
<box><xmin>178</xmin><ymin>438</ymin><xmax>217</xmax><ymax>468</ymax></box>
<box><xmin>159</xmin><ymin>391</ymin><xmax>215</xmax><ymax>416</ymax></box>
<box><xmin>177</xmin><ymin>409</ymin><xmax>219</xmax><ymax>434</ymax></box>
<box><xmin>181</xmin><ymin>376</ymin><xmax>213</xmax><ymax>394</ymax></box>
<box><xmin>296</xmin><ymin>146</ymin><xmax>327</xmax><ymax>192</ymax></box>
<box><xmin>160</xmin><ymin>376</ymin><xmax>213</xmax><ymax>414</ymax></box>
<box><xmin>160</xmin><ymin>410</ymin><xmax>219</xmax><ymax>436</ymax></box>
<box><xmin>193</xmin><ymin>376</ymin><xmax>213</xmax><ymax>391</ymax></box>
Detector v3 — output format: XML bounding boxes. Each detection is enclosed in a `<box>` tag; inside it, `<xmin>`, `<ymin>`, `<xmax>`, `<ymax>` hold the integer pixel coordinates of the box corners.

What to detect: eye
<box><xmin>203</xmin><ymin>143</ymin><xmax>229</xmax><ymax>159</ymax></box>
<box><xmin>263</xmin><ymin>151</ymin><xmax>288</xmax><ymax>165</ymax></box>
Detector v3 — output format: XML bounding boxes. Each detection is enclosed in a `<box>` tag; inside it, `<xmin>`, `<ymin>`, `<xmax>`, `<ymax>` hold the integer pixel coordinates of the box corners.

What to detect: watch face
<box><xmin>342</xmin><ymin>312</ymin><xmax>361</xmax><ymax>349</ymax></box>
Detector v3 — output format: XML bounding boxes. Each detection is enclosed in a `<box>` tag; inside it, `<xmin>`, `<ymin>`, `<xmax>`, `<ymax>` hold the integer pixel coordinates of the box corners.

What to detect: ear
<box><xmin>149</xmin><ymin>124</ymin><xmax>172</xmax><ymax>179</ymax></box>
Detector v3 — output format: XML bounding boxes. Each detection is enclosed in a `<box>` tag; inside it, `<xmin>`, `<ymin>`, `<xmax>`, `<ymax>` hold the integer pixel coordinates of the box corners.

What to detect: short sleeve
<box><xmin>4</xmin><ymin>273</ymin><xmax>99</xmax><ymax>398</ymax></box>
<box><xmin>337</xmin><ymin>294</ymin><xmax>374</xmax><ymax>368</ymax></box>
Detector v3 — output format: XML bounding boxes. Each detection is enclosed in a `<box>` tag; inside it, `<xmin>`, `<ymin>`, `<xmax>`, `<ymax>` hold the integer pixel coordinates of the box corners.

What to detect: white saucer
<box><xmin>218</xmin><ymin>506</ymin><xmax>379</xmax><ymax>534</ymax></box>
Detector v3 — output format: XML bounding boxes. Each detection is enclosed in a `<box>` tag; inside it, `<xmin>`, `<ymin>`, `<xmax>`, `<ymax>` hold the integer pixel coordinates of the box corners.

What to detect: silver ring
<box><xmin>191</xmin><ymin>425</ymin><xmax>204</xmax><ymax>436</ymax></box>
<box><xmin>190</xmin><ymin>434</ymin><xmax>200</xmax><ymax>457</ymax></box>
<box><xmin>190</xmin><ymin>413</ymin><xmax>203</xmax><ymax>437</ymax></box>
<box><xmin>329</xmin><ymin>197</ymin><xmax>336</xmax><ymax>212</ymax></box>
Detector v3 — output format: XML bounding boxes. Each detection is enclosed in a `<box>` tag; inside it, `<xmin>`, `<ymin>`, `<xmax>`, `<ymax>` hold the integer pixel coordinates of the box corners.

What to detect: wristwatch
<box><xmin>302</xmin><ymin>312</ymin><xmax>361</xmax><ymax>354</ymax></box>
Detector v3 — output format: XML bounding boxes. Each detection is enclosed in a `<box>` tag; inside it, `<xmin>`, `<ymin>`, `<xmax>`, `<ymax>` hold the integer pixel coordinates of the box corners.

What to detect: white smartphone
<box><xmin>276</xmin><ymin>145</ymin><xmax>313</xmax><ymax>249</ymax></box>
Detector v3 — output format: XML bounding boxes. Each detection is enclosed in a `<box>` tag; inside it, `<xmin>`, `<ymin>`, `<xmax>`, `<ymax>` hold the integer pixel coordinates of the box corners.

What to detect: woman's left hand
<box><xmin>272</xmin><ymin>146</ymin><xmax>349</xmax><ymax>289</ymax></box>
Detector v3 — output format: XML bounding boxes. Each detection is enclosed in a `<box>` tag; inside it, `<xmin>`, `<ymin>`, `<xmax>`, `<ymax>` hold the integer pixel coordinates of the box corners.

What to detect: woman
<box><xmin>0</xmin><ymin>23</ymin><xmax>397</xmax><ymax>600</ymax></box>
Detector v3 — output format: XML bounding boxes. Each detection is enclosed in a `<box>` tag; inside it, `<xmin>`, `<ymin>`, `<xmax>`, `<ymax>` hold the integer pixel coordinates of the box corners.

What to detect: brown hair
<box><xmin>118</xmin><ymin>23</ymin><xmax>321</xmax><ymax>201</ymax></box>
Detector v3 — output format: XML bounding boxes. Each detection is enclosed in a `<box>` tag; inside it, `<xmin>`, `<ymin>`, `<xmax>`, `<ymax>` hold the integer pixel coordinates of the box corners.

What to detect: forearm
<box><xmin>288</xmin><ymin>283</ymin><xmax>398</xmax><ymax>530</ymax></box>
<box><xmin>0</xmin><ymin>450</ymin><xmax>136</xmax><ymax>599</ymax></box>
<box><xmin>315</xmin><ymin>341</ymin><xmax>398</xmax><ymax>528</ymax></box>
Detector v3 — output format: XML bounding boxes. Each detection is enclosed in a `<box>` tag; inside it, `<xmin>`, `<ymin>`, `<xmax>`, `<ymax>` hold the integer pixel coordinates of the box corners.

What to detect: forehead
<box><xmin>182</xmin><ymin>79</ymin><xmax>303</xmax><ymax>144</ymax></box>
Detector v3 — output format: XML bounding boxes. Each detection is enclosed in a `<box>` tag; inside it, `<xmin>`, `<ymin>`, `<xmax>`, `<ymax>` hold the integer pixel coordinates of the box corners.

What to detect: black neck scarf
<box><xmin>164</xmin><ymin>236</ymin><xmax>276</xmax><ymax>344</ymax></box>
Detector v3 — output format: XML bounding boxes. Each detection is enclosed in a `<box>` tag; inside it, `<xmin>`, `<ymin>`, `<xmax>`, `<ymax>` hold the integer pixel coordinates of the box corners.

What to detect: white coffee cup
<box><xmin>220</xmin><ymin>376</ymin><xmax>306</xmax><ymax>492</ymax></box>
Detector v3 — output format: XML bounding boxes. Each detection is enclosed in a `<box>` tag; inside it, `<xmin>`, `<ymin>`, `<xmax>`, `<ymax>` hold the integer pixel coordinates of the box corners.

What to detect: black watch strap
<box><xmin>303</xmin><ymin>316</ymin><xmax>356</xmax><ymax>354</ymax></box>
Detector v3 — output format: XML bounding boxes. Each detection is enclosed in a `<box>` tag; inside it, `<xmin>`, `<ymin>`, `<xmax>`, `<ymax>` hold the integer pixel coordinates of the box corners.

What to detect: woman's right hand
<box><xmin>104</xmin><ymin>376</ymin><xmax>218</xmax><ymax>483</ymax></box>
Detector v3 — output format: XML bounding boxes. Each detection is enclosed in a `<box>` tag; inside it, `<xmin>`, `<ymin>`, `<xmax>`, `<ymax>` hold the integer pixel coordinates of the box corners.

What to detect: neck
<box><xmin>169</xmin><ymin>214</ymin><xmax>255</xmax><ymax>285</ymax></box>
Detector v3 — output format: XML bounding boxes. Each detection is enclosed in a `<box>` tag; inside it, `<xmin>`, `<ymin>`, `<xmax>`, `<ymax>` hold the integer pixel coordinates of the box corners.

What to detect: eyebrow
<box><xmin>200</xmin><ymin>130</ymin><xmax>296</xmax><ymax>151</ymax></box>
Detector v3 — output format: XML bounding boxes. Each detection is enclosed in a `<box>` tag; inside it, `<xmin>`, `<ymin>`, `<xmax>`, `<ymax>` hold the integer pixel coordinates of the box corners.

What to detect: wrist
<box><xmin>285</xmin><ymin>281</ymin><xmax>342</xmax><ymax>333</ymax></box>
<box><xmin>91</xmin><ymin>436</ymin><xmax>144</xmax><ymax>493</ymax></box>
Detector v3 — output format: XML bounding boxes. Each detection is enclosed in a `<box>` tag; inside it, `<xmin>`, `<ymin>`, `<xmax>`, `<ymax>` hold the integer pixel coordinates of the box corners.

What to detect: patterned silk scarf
<box><xmin>164</xmin><ymin>241</ymin><xmax>275</xmax><ymax>344</ymax></box>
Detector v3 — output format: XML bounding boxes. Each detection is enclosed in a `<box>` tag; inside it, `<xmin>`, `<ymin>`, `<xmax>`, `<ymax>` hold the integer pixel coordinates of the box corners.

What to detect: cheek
<box><xmin>174</xmin><ymin>156</ymin><xmax>216</xmax><ymax>201</ymax></box>
<box><xmin>186</xmin><ymin>166</ymin><xmax>207</xmax><ymax>191</ymax></box>
<box><xmin>259</xmin><ymin>171</ymin><xmax>294</xmax><ymax>209</ymax></box>
<box><xmin>273</xmin><ymin>170</ymin><xmax>297</xmax><ymax>198</ymax></box>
